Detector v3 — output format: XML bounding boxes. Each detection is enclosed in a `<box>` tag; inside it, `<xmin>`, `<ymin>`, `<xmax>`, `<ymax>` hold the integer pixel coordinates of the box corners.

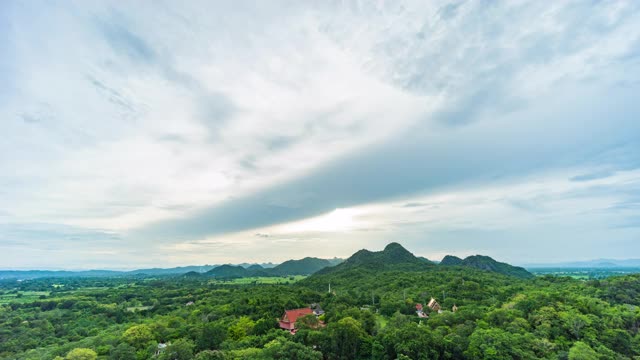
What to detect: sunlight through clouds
<box><xmin>1</xmin><ymin>1</ymin><xmax>640</xmax><ymax>268</ymax></box>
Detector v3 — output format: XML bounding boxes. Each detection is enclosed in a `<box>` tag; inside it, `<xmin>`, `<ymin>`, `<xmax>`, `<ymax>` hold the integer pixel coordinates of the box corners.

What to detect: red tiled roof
<box><xmin>416</xmin><ymin>303</ymin><xmax>423</xmax><ymax>310</ymax></box>
<box><xmin>283</xmin><ymin>308</ymin><xmax>313</xmax><ymax>323</ymax></box>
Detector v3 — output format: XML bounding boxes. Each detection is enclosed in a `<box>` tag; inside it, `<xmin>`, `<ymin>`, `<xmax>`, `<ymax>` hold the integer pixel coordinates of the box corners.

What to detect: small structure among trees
<box><xmin>415</xmin><ymin>303</ymin><xmax>428</xmax><ymax>318</ymax></box>
<box><xmin>427</xmin><ymin>298</ymin><xmax>442</xmax><ymax>313</ymax></box>
<box><xmin>310</xmin><ymin>303</ymin><xmax>324</xmax><ymax>316</ymax></box>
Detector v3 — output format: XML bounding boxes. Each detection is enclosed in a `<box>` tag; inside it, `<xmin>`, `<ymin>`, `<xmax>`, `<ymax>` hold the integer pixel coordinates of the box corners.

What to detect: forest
<box><xmin>1</xmin><ymin>244</ymin><xmax>640</xmax><ymax>360</ymax></box>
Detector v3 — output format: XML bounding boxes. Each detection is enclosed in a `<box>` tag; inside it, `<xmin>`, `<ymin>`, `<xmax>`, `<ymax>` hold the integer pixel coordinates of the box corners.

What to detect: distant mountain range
<box><xmin>0</xmin><ymin>257</ymin><xmax>345</xmax><ymax>280</ymax></box>
<box><xmin>524</xmin><ymin>259</ymin><xmax>640</xmax><ymax>269</ymax></box>
<box><xmin>18</xmin><ymin>244</ymin><xmax>635</xmax><ymax>280</ymax></box>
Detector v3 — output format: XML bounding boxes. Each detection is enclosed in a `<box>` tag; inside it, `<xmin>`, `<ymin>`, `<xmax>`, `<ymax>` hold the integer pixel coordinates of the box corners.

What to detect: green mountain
<box><xmin>205</xmin><ymin>265</ymin><xmax>249</xmax><ymax>278</ymax></box>
<box><xmin>267</xmin><ymin>257</ymin><xmax>334</xmax><ymax>276</ymax></box>
<box><xmin>245</xmin><ymin>264</ymin><xmax>264</xmax><ymax>271</ymax></box>
<box><xmin>440</xmin><ymin>254</ymin><xmax>534</xmax><ymax>279</ymax></box>
<box><xmin>440</xmin><ymin>255</ymin><xmax>463</xmax><ymax>266</ymax></box>
<box><xmin>316</xmin><ymin>242</ymin><xmax>433</xmax><ymax>274</ymax></box>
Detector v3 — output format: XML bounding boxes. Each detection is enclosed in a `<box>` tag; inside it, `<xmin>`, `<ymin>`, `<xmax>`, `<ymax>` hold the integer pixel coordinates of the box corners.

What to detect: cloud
<box><xmin>98</xmin><ymin>15</ymin><xmax>156</xmax><ymax>63</ymax></box>
<box><xmin>1</xmin><ymin>1</ymin><xmax>640</xmax><ymax>268</ymax></box>
<box><xmin>174</xmin><ymin>168</ymin><xmax>640</xmax><ymax>264</ymax></box>
<box><xmin>570</xmin><ymin>170</ymin><xmax>615</xmax><ymax>182</ymax></box>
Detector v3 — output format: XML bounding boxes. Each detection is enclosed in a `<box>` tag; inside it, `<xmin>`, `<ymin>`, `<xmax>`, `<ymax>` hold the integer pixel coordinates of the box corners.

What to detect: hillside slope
<box><xmin>440</xmin><ymin>254</ymin><xmax>534</xmax><ymax>279</ymax></box>
<box><xmin>316</xmin><ymin>242</ymin><xmax>433</xmax><ymax>275</ymax></box>
<box><xmin>267</xmin><ymin>257</ymin><xmax>334</xmax><ymax>275</ymax></box>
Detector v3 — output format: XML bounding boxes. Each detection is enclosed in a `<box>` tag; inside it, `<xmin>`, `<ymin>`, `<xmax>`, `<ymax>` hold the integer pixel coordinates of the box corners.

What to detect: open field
<box><xmin>0</xmin><ymin>290</ymin><xmax>50</xmax><ymax>304</ymax></box>
<box><xmin>529</xmin><ymin>267</ymin><xmax>640</xmax><ymax>279</ymax></box>
<box><xmin>208</xmin><ymin>275</ymin><xmax>307</xmax><ymax>285</ymax></box>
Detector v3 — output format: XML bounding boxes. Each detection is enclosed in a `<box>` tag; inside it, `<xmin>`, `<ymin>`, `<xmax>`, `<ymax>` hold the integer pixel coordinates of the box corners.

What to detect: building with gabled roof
<box><xmin>279</xmin><ymin>308</ymin><xmax>313</xmax><ymax>332</ymax></box>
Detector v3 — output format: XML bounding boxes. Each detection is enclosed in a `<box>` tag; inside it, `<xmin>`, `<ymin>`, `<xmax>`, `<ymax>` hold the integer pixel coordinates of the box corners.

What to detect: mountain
<box><xmin>440</xmin><ymin>255</ymin><xmax>463</xmax><ymax>266</ymax></box>
<box><xmin>417</xmin><ymin>256</ymin><xmax>435</xmax><ymax>264</ymax></box>
<box><xmin>440</xmin><ymin>255</ymin><xmax>534</xmax><ymax>279</ymax></box>
<box><xmin>316</xmin><ymin>242</ymin><xmax>432</xmax><ymax>274</ymax></box>
<box><xmin>128</xmin><ymin>265</ymin><xmax>216</xmax><ymax>275</ymax></box>
<box><xmin>525</xmin><ymin>259</ymin><xmax>640</xmax><ymax>268</ymax></box>
<box><xmin>267</xmin><ymin>257</ymin><xmax>334</xmax><ymax>276</ymax></box>
<box><xmin>205</xmin><ymin>265</ymin><xmax>249</xmax><ymax>278</ymax></box>
<box><xmin>238</xmin><ymin>262</ymin><xmax>277</xmax><ymax>269</ymax></box>
<box><xmin>246</xmin><ymin>264</ymin><xmax>264</xmax><ymax>271</ymax></box>
<box><xmin>0</xmin><ymin>270</ymin><xmax>123</xmax><ymax>280</ymax></box>
<box><xmin>182</xmin><ymin>271</ymin><xmax>203</xmax><ymax>278</ymax></box>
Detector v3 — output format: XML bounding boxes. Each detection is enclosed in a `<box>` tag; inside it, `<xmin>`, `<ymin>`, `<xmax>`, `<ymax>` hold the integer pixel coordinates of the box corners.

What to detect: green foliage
<box><xmin>568</xmin><ymin>341</ymin><xmax>598</xmax><ymax>360</ymax></box>
<box><xmin>228</xmin><ymin>316</ymin><xmax>255</xmax><ymax>341</ymax></box>
<box><xmin>122</xmin><ymin>324</ymin><xmax>154</xmax><ymax>349</ymax></box>
<box><xmin>1</xmin><ymin>251</ymin><xmax>640</xmax><ymax>360</ymax></box>
<box><xmin>157</xmin><ymin>339</ymin><xmax>194</xmax><ymax>360</ymax></box>
<box><xmin>263</xmin><ymin>339</ymin><xmax>323</xmax><ymax>359</ymax></box>
<box><xmin>65</xmin><ymin>348</ymin><xmax>97</xmax><ymax>360</ymax></box>
<box><xmin>329</xmin><ymin>317</ymin><xmax>366</xmax><ymax>359</ymax></box>
<box><xmin>195</xmin><ymin>350</ymin><xmax>226</xmax><ymax>360</ymax></box>
<box><xmin>196</xmin><ymin>322</ymin><xmax>227</xmax><ymax>351</ymax></box>
<box><xmin>109</xmin><ymin>343</ymin><xmax>136</xmax><ymax>360</ymax></box>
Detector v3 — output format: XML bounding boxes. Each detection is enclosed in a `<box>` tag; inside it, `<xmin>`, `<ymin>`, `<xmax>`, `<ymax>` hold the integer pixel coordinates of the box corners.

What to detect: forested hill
<box><xmin>205</xmin><ymin>265</ymin><xmax>251</xmax><ymax>278</ymax></box>
<box><xmin>440</xmin><ymin>255</ymin><xmax>464</xmax><ymax>265</ymax></box>
<box><xmin>314</xmin><ymin>243</ymin><xmax>532</xmax><ymax>279</ymax></box>
<box><xmin>267</xmin><ymin>257</ymin><xmax>336</xmax><ymax>276</ymax></box>
<box><xmin>440</xmin><ymin>254</ymin><xmax>534</xmax><ymax>279</ymax></box>
<box><xmin>316</xmin><ymin>242</ymin><xmax>434</xmax><ymax>274</ymax></box>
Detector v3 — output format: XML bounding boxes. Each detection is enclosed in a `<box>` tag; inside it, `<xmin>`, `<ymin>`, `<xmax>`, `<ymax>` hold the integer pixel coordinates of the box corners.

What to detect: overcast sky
<box><xmin>2</xmin><ymin>1</ymin><xmax>640</xmax><ymax>269</ymax></box>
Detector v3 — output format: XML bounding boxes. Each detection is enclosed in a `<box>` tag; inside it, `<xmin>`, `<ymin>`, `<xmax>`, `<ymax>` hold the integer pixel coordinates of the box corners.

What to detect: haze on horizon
<box><xmin>1</xmin><ymin>1</ymin><xmax>640</xmax><ymax>270</ymax></box>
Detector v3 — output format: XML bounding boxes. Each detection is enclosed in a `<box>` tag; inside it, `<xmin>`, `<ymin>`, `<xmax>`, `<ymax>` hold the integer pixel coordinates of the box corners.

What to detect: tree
<box><xmin>228</xmin><ymin>316</ymin><xmax>255</xmax><ymax>340</ymax></box>
<box><xmin>195</xmin><ymin>350</ymin><xmax>226</xmax><ymax>360</ymax></box>
<box><xmin>65</xmin><ymin>348</ymin><xmax>97</xmax><ymax>360</ymax></box>
<box><xmin>297</xmin><ymin>314</ymin><xmax>320</xmax><ymax>329</ymax></box>
<box><xmin>329</xmin><ymin>317</ymin><xmax>366</xmax><ymax>360</ymax></box>
<box><xmin>253</xmin><ymin>318</ymin><xmax>278</xmax><ymax>335</ymax></box>
<box><xmin>158</xmin><ymin>339</ymin><xmax>195</xmax><ymax>360</ymax></box>
<box><xmin>109</xmin><ymin>343</ymin><xmax>136</xmax><ymax>360</ymax></box>
<box><xmin>264</xmin><ymin>340</ymin><xmax>323</xmax><ymax>360</ymax></box>
<box><xmin>122</xmin><ymin>324</ymin><xmax>154</xmax><ymax>349</ymax></box>
<box><xmin>196</xmin><ymin>322</ymin><xmax>227</xmax><ymax>351</ymax></box>
<box><xmin>568</xmin><ymin>341</ymin><xmax>598</xmax><ymax>360</ymax></box>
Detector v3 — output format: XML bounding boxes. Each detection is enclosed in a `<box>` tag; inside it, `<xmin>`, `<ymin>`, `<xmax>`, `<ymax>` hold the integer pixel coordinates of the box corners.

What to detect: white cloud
<box><xmin>1</xmin><ymin>1</ymin><xmax>640</xmax><ymax>268</ymax></box>
<box><xmin>155</xmin><ymin>168</ymin><xmax>639</xmax><ymax>265</ymax></box>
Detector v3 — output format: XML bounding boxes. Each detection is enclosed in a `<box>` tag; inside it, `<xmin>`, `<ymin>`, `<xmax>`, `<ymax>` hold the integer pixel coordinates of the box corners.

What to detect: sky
<box><xmin>1</xmin><ymin>1</ymin><xmax>640</xmax><ymax>270</ymax></box>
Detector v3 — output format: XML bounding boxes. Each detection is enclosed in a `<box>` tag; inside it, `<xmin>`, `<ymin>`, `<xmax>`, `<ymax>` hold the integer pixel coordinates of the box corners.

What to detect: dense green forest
<box><xmin>2</xmin><ymin>244</ymin><xmax>640</xmax><ymax>359</ymax></box>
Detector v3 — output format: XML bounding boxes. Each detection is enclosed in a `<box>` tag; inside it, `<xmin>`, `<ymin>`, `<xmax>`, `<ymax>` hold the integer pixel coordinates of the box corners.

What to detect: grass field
<box><xmin>0</xmin><ymin>291</ymin><xmax>50</xmax><ymax>304</ymax></box>
<box><xmin>209</xmin><ymin>275</ymin><xmax>307</xmax><ymax>285</ymax></box>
